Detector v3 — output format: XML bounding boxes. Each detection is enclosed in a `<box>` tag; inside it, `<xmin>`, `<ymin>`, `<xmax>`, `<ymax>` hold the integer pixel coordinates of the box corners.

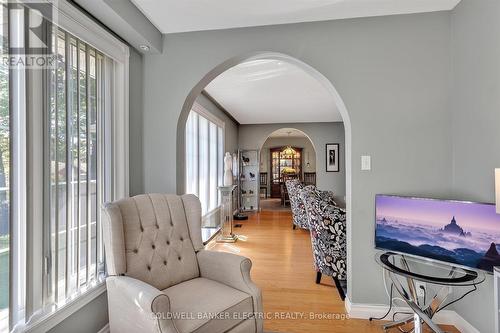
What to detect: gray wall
<box><xmin>141</xmin><ymin>12</ymin><xmax>453</xmax><ymax>308</ymax></box>
<box><xmin>241</xmin><ymin>122</ymin><xmax>345</xmax><ymax>196</ymax></box>
<box><xmin>450</xmin><ymin>1</ymin><xmax>500</xmax><ymax>331</ymax></box>
<box><xmin>47</xmin><ymin>292</ymin><xmax>108</xmax><ymax>333</ymax></box>
<box><xmin>129</xmin><ymin>48</ymin><xmax>144</xmax><ymax>196</ymax></box>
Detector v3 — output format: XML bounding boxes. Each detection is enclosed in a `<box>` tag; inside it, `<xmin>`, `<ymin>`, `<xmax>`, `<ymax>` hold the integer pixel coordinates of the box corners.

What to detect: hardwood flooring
<box><xmin>208</xmin><ymin>209</ymin><xmax>459</xmax><ymax>333</ymax></box>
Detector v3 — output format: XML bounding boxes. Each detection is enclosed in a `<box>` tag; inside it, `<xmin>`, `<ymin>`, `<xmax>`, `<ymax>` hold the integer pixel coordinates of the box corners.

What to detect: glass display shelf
<box><xmin>238</xmin><ymin>149</ymin><xmax>259</xmax><ymax>212</ymax></box>
<box><xmin>375</xmin><ymin>251</ymin><xmax>486</xmax><ymax>333</ymax></box>
<box><xmin>376</xmin><ymin>251</ymin><xmax>485</xmax><ymax>286</ymax></box>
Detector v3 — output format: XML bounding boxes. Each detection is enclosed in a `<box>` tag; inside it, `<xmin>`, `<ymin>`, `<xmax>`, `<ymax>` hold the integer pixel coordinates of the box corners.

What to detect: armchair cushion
<box><xmin>163</xmin><ymin>278</ymin><xmax>253</xmax><ymax>333</ymax></box>
<box><xmin>197</xmin><ymin>250</ymin><xmax>263</xmax><ymax>333</ymax></box>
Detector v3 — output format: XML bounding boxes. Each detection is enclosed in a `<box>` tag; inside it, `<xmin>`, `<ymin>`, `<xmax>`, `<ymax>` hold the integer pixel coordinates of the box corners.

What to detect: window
<box><xmin>0</xmin><ymin>1</ymin><xmax>129</xmax><ymax>331</ymax></box>
<box><xmin>0</xmin><ymin>3</ymin><xmax>9</xmax><ymax>332</ymax></box>
<box><xmin>185</xmin><ymin>104</ymin><xmax>224</xmax><ymax>219</ymax></box>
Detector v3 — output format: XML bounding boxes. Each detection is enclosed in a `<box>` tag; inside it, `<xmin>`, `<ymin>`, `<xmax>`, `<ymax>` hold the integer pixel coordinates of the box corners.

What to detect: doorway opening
<box><xmin>258</xmin><ymin>128</ymin><xmax>317</xmax><ymax>211</ymax></box>
<box><xmin>176</xmin><ymin>53</ymin><xmax>354</xmax><ymax>324</ymax></box>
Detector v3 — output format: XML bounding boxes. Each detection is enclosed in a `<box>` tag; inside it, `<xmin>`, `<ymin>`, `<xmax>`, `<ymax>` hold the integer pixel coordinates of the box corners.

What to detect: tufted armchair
<box><xmin>300</xmin><ymin>187</ymin><xmax>347</xmax><ymax>301</ymax></box>
<box><xmin>102</xmin><ymin>194</ymin><xmax>263</xmax><ymax>333</ymax></box>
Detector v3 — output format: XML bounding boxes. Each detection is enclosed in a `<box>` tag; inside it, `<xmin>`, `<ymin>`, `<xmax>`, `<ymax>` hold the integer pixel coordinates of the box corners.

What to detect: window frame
<box><xmin>5</xmin><ymin>0</ymin><xmax>129</xmax><ymax>332</ymax></box>
<box><xmin>185</xmin><ymin>102</ymin><xmax>225</xmax><ymax>219</ymax></box>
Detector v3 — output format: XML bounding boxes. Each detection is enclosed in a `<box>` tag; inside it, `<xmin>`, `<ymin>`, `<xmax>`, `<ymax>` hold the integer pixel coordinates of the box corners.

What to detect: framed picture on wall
<box><xmin>325</xmin><ymin>143</ymin><xmax>340</xmax><ymax>172</ymax></box>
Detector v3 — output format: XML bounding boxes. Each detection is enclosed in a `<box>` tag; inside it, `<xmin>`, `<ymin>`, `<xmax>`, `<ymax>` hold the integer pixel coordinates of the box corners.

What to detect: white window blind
<box><xmin>185</xmin><ymin>105</ymin><xmax>224</xmax><ymax>216</ymax></box>
<box><xmin>0</xmin><ymin>3</ymin><xmax>9</xmax><ymax>332</ymax></box>
<box><xmin>47</xmin><ymin>28</ymin><xmax>105</xmax><ymax>305</ymax></box>
<box><xmin>0</xmin><ymin>1</ymin><xmax>129</xmax><ymax>331</ymax></box>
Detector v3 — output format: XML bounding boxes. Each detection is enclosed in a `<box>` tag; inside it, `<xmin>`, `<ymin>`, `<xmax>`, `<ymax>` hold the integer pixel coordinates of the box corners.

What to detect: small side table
<box><xmin>217</xmin><ymin>185</ymin><xmax>237</xmax><ymax>243</ymax></box>
<box><xmin>376</xmin><ymin>251</ymin><xmax>485</xmax><ymax>333</ymax></box>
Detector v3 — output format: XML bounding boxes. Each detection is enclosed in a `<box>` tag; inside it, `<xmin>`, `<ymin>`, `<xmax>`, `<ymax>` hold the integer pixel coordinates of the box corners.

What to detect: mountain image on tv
<box><xmin>375</xmin><ymin>195</ymin><xmax>500</xmax><ymax>272</ymax></box>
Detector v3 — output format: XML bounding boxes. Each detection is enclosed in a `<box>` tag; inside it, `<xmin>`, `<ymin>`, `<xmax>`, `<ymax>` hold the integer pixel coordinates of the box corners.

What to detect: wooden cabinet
<box><xmin>270</xmin><ymin>147</ymin><xmax>302</xmax><ymax>198</ymax></box>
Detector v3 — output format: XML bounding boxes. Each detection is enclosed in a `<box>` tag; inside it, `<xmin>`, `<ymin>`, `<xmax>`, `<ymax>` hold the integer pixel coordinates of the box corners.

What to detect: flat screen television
<box><xmin>375</xmin><ymin>195</ymin><xmax>500</xmax><ymax>272</ymax></box>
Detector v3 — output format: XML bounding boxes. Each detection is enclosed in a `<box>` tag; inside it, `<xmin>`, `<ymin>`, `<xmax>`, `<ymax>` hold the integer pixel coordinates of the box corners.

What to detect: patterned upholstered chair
<box><xmin>300</xmin><ymin>188</ymin><xmax>347</xmax><ymax>300</ymax></box>
<box><xmin>317</xmin><ymin>189</ymin><xmax>337</xmax><ymax>206</ymax></box>
<box><xmin>102</xmin><ymin>194</ymin><xmax>263</xmax><ymax>333</ymax></box>
<box><xmin>287</xmin><ymin>179</ymin><xmax>338</xmax><ymax>230</ymax></box>
<box><xmin>286</xmin><ymin>179</ymin><xmax>308</xmax><ymax>229</ymax></box>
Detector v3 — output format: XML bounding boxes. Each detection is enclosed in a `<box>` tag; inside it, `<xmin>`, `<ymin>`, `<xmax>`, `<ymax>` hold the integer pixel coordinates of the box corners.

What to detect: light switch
<box><xmin>361</xmin><ymin>155</ymin><xmax>371</xmax><ymax>171</ymax></box>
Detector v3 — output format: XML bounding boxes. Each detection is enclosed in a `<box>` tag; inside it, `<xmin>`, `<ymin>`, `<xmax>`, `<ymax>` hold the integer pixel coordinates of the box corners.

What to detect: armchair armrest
<box><xmin>106</xmin><ymin>276</ymin><xmax>178</xmax><ymax>333</ymax></box>
<box><xmin>196</xmin><ymin>250</ymin><xmax>263</xmax><ymax>332</ymax></box>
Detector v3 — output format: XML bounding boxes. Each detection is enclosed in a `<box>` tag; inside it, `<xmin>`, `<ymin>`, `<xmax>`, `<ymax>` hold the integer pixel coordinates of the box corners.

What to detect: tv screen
<box><xmin>375</xmin><ymin>195</ymin><xmax>500</xmax><ymax>272</ymax></box>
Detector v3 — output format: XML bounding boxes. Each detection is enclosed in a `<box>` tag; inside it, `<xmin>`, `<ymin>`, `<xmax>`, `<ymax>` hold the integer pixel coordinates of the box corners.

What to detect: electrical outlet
<box><xmin>415</xmin><ymin>281</ymin><xmax>426</xmax><ymax>298</ymax></box>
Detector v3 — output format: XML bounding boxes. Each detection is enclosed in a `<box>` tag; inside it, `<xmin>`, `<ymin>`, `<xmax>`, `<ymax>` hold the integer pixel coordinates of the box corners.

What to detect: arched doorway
<box><xmin>258</xmin><ymin>128</ymin><xmax>317</xmax><ymax>209</ymax></box>
<box><xmin>176</xmin><ymin>51</ymin><xmax>353</xmax><ymax>297</ymax></box>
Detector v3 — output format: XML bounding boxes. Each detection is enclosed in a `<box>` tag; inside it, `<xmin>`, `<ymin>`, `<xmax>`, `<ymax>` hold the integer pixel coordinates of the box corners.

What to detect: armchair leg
<box><xmin>316</xmin><ymin>272</ymin><xmax>322</xmax><ymax>284</ymax></box>
<box><xmin>332</xmin><ymin>277</ymin><xmax>346</xmax><ymax>301</ymax></box>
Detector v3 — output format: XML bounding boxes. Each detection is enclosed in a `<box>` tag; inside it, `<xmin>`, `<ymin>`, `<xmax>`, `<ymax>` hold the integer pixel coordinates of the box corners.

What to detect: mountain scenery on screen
<box><xmin>375</xmin><ymin>195</ymin><xmax>500</xmax><ymax>272</ymax></box>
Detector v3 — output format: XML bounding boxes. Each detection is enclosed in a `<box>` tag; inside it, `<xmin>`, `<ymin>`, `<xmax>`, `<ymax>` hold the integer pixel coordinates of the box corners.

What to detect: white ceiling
<box><xmin>268</xmin><ymin>128</ymin><xmax>308</xmax><ymax>138</ymax></box>
<box><xmin>131</xmin><ymin>0</ymin><xmax>461</xmax><ymax>34</ymax></box>
<box><xmin>204</xmin><ymin>59</ymin><xmax>341</xmax><ymax>124</ymax></box>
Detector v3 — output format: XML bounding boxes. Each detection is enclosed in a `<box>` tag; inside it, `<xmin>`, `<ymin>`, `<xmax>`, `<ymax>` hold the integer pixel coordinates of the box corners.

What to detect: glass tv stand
<box><xmin>375</xmin><ymin>251</ymin><xmax>485</xmax><ymax>333</ymax></box>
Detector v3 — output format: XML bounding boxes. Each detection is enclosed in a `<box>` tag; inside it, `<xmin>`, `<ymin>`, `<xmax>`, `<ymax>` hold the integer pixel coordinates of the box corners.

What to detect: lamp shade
<box><xmin>496</xmin><ymin>169</ymin><xmax>500</xmax><ymax>214</ymax></box>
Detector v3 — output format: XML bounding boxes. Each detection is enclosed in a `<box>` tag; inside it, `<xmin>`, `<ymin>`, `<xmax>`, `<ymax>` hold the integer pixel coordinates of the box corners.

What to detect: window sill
<box><xmin>20</xmin><ymin>282</ymin><xmax>106</xmax><ymax>333</ymax></box>
<box><xmin>202</xmin><ymin>227</ymin><xmax>221</xmax><ymax>245</ymax></box>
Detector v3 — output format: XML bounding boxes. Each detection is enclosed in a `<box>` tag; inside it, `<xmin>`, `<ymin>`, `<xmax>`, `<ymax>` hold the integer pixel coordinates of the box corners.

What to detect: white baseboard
<box><xmin>97</xmin><ymin>323</ymin><xmax>110</xmax><ymax>333</ymax></box>
<box><xmin>345</xmin><ymin>297</ymin><xmax>479</xmax><ymax>333</ymax></box>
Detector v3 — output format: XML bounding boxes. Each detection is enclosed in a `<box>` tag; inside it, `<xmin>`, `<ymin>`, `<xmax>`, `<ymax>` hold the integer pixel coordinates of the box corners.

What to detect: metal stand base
<box><xmin>383</xmin><ymin>314</ymin><xmax>426</xmax><ymax>333</ymax></box>
<box><xmin>376</xmin><ymin>251</ymin><xmax>484</xmax><ymax>333</ymax></box>
<box><xmin>382</xmin><ymin>315</ymin><xmax>414</xmax><ymax>331</ymax></box>
<box><xmin>216</xmin><ymin>234</ymin><xmax>238</xmax><ymax>243</ymax></box>
<box><xmin>382</xmin><ymin>268</ymin><xmax>451</xmax><ymax>333</ymax></box>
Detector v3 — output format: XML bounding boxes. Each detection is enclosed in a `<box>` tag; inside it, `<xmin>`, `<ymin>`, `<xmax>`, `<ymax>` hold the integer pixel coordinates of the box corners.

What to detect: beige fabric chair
<box><xmin>102</xmin><ymin>194</ymin><xmax>263</xmax><ymax>333</ymax></box>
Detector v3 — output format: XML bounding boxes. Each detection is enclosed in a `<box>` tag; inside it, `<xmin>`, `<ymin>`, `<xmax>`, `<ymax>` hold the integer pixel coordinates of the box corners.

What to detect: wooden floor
<box><xmin>209</xmin><ymin>209</ymin><xmax>459</xmax><ymax>333</ymax></box>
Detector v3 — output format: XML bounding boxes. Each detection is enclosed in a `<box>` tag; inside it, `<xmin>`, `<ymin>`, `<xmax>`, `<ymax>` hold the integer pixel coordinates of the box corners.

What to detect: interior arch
<box><xmin>259</xmin><ymin>128</ymin><xmax>317</xmax><ymax>153</ymax></box>
<box><xmin>176</xmin><ymin>51</ymin><xmax>353</xmax><ymax>298</ymax></box>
